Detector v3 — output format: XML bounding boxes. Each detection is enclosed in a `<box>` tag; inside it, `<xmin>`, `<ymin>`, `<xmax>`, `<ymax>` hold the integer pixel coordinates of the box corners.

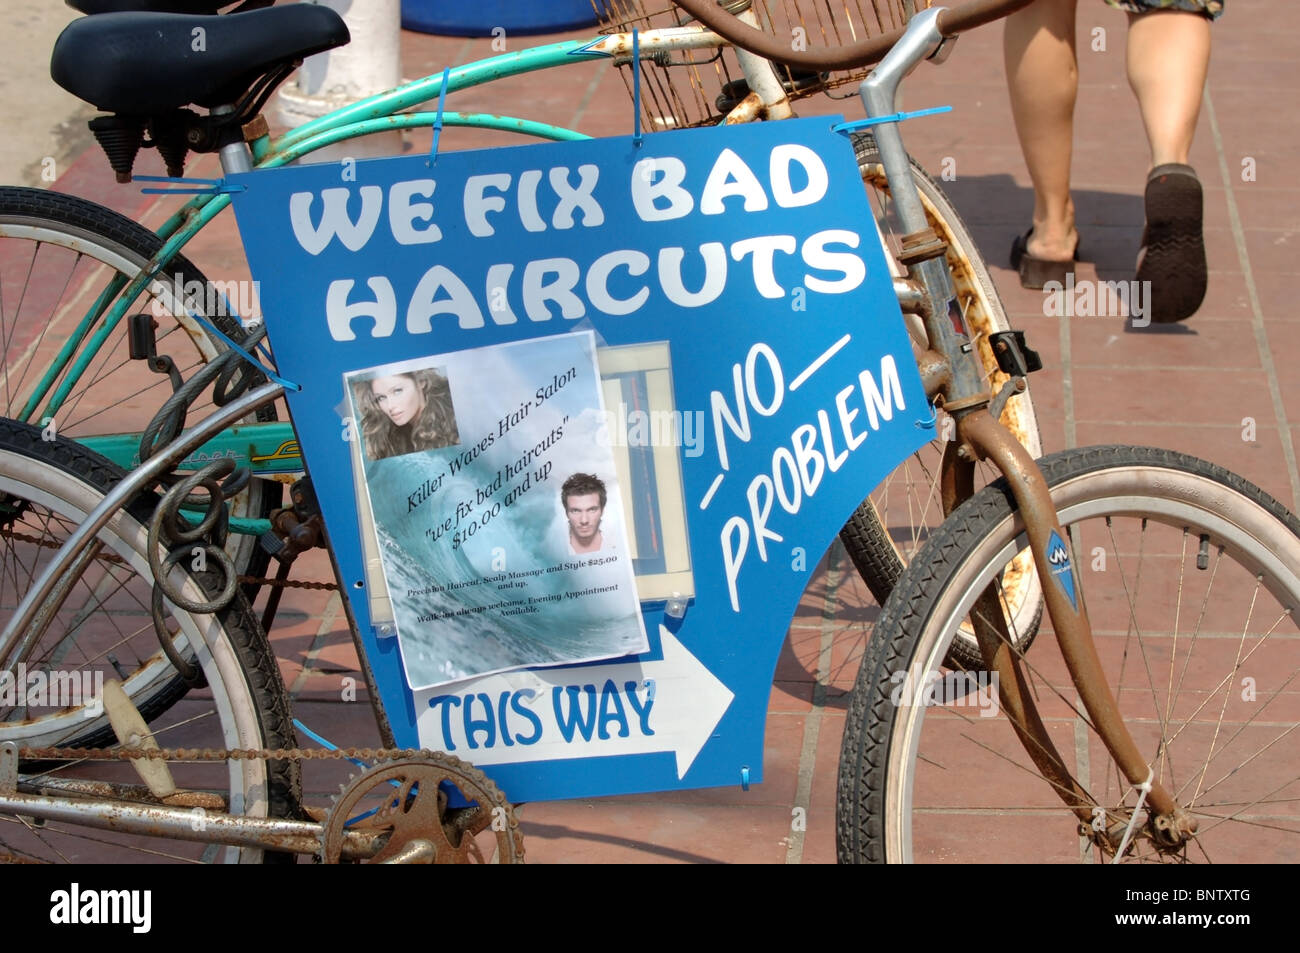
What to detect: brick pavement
<box><xmin>33</xmin><ymin>0</ymin><xmax>1300</xmax><ymax>862</ymax></box>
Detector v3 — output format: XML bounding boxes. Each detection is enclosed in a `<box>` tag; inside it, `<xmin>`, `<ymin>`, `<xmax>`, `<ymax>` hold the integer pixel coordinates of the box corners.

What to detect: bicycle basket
<box><xmin>593</xmin><ymin>0</ymin><xmax>933</xmax><ymax>130</ymax></box>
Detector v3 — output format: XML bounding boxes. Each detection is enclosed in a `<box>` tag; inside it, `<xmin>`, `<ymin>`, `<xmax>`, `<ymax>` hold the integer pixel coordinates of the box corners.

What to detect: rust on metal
<box><xmin>242</xmin><ymin>115</ymin><xmax>270</xmax><ymax>143</ymax></box>
<box><xmin>897</xmin><ymin>227</ymin><xmax>946</xmax><ymax>266</ymax></box>
<box><xmin>320</xmin><ymin>757</ymin><xmax>524</xmax><ymax>864</ymax></box>
<box><xmin>161</xmin><ymin>791</ymin><xmax>227</xmax><ymax>810</ymax></box>
<box><xmin>960</xmin><ymin>409</ymin><xmax>1186</xmax><ymax>835</ymax></box>
<box><xmin>938</xmin><ymin>438</ymin><xmax>973</xmax><ymax>518</ymax></box>
<box><xmin>966</xmin><ymin>580</ymin><xmax>1095</xmax><ymax>826</ymax></box>
<box><xmin>893</xmin><ymin>278</ymin><xmax>925</xmax><ymax>313</ymax></box>
<box><xmin>722</xmin><ymin>91</ymin><xmax>763</xmax><ymax>124</ymax></box>
<box><xmin>916</xmin><ymin>349</ymin><xmax>950</xmax><ymax>400</ymax></box>
<box><xmin>938</xmin><ymin>392</ymin><xmax>991</xmax><ymax>415</ymax></box>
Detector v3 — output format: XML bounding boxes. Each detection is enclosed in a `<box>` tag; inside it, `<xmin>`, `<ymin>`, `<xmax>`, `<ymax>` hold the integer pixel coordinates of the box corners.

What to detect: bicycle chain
<box><xmin>19</xmin><ymin>744</ymin><xmax>440</xmax><ymax>762</ymax></box>
<box><xmin>236</xmin><ymin>575</ymin><xmax>339</xmax><ymax>591</ymax></box>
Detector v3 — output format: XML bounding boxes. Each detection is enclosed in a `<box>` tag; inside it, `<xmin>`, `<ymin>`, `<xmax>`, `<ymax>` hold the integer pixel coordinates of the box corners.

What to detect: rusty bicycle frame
<box><xmin>0</xmin><ymin>0</ymin><xmax>1195</xmax><ymax>858</ymax></box>
<box><xmin>675</xmin><ymin>0</ymin><xmax>1196</xmax><ymax>851</ymax></box>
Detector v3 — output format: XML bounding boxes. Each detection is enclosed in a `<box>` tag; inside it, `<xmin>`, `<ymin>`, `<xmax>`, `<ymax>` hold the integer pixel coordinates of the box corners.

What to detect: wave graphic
<box><xmin>370</xmin><ymin>452</ymin><xmax>645</xmax><ymax>690</ymax></box>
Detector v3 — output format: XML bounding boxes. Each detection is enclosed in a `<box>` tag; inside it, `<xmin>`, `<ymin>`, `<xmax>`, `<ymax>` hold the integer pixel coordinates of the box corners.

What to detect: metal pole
<box><xmin>277</xmin><ymin>0</ymin><xmax>404</xmax><ymax>161</ymax></box>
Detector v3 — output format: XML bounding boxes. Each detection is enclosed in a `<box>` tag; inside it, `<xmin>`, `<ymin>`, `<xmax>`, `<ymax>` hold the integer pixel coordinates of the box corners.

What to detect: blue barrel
<box><xmin>401</xmin><ymin>0</ymin><xmax>610</xmax><ymax>36</ymax></box>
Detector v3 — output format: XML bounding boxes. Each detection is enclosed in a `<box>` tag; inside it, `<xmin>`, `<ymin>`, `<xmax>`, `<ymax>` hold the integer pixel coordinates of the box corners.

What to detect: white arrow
<box><xmin>412</xmin><ymin>626</ymin><xmax>734</xmax><ymax>779</ymax></box>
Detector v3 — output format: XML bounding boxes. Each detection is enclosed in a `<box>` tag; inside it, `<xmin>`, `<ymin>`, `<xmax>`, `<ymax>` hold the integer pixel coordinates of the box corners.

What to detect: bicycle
<box><xmin>3</xmin><ymin>0</ymin><xmax>1023</xmax><ymax>864</ymax></box>
<box><xmin>0</xmin><ymin>0</ymin><xmax>1043</xmax><ymax>674</ymax></box>
<box><xmin>661</xmin><ymin>0</ymin><xmax>1300</xmax><ymax>864</ymax></box>
<box><xmin>0</xmin><ymin>0</ymin><xmax>1293</xmax><ymax>865</ymax></box>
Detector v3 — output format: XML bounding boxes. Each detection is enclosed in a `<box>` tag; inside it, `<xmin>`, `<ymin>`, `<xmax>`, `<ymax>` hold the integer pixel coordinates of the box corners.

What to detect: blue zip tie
<box><xmin>179</xmin><ymin>305</ymin><xmax>301</xmax><ymax>392</ymax></box>
<box><xmin>429</xmin><ymin>66</ymin><xmax>451</xmax><ymax>164</ymax></box>
<box><xmin>292</xmin><ymin>719</ymin><xmax>371</xmax><ymax>772</ymax></box>
<box><xmin>632</xmin><ymin>29</ymin><xmax>643</xmax><ymax>147</ymax></box>
<box><xmin>740</xmin><ymin>765</ymin><xmax>750</xmax><ymax>791</ymax></box>
<box><xmin>136</xmin><ymin>253</ymin><xmax>295</xmax><ymax>389</ymax></box>
<box><xmin>915</xmin><ymin>399</ymin><xmax>939</xmax><ymax>430</ymax></box>
<box><xmin>293</xmin><ymin>719</ymin><xmax>400</xmax><ymax>826</ymax></box>
<box><xmin>831</xmin><ymin>105</ymin><xmax>952</xmax><ymax>136</ymax></box>
<box><xmin>136</xmin><ymin>174</ymin><xmax>245</xmax><ymax>195</ymax></box>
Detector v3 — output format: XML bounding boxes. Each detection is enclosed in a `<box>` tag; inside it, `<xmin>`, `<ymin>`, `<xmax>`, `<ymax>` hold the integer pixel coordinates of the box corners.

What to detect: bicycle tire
<box><xmin>0</xmin><ymin>187</ymin><xmax>282</xmax><ymax>720</ymax></box>
<box><xmin>839</xmin><ymin>137</ymin><xmax>1044</xmax><ymax>666</ymax></box>
<box><xmin>0</xmin><ymin>185</ymin><xmax>280</xmax><ymax>570</ymax></box>
<box><xmin>0</xmin><ymin>417</ymin><xmax>300</xmax><ymax>863</ymax></box>
<box><xmin>837</xmin><ymin>445</ymin><xmax>1300</xmax><ymax>863</ymax></box>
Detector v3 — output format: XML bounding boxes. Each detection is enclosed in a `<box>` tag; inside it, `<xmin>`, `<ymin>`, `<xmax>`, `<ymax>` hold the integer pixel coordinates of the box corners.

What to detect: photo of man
<box><xmin>562</xmin><ymin>472</ymin><xmax>610</xmax><ymax>555</ymax></box>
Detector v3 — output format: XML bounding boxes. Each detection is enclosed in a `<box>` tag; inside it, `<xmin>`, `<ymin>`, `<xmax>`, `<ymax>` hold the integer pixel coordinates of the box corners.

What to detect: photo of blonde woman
<box><xmin>352</xmin><ymin>366</ymin><xmax>460</xmax><ymax>461</ymax></box>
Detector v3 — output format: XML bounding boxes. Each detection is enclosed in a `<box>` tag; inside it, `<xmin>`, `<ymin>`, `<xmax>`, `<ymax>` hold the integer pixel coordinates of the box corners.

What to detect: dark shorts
<box><xmin>1104</xmin><ymin>0</ymin><xmax>1223</xmax><ymax>18</ymax></box>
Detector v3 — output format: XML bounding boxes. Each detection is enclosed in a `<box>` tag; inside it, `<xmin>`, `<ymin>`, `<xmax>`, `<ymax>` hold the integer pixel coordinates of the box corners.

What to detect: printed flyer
<box><xmin>345</xmin><ymin>330</ymin><xmax>649</xmax><ymax>690</ymax></box>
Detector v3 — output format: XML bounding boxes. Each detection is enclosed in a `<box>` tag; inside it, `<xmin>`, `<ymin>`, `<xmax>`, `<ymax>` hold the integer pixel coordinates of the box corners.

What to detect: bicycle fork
<box><xmin>861</xmin><ymin>8</ymin><xmax>1195</xmax><ymax>854</ymax></box>
<box><xmin>957</xmin><ymin>410</ymin><xmax>1196</xmax><ymax>853</ymax></box>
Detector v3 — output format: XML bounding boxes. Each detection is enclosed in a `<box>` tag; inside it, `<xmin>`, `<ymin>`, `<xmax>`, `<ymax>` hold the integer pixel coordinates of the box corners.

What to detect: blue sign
<box><xmin>229</xmin><ymin>117</ymin><xmax>931</xmax><ymax>800</ymax></box>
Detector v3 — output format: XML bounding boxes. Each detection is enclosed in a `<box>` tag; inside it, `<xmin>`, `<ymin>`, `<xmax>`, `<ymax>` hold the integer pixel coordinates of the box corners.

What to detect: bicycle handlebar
<box><xmin>668</xmin><ymin>0</ymin><xmax>1036</xmax><ymax>71</ymax></box>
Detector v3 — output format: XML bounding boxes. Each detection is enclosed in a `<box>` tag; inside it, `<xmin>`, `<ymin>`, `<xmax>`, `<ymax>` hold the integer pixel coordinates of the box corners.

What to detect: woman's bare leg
<box><xmin>1004</xmin><ymin>0</ymin><xmax>1080</xmax><ymax>262</ymax></box>
<box><xmin>1125</xmin><ymin>10</ymin><xmax>1211</xmax><ymax>169</ymax></box>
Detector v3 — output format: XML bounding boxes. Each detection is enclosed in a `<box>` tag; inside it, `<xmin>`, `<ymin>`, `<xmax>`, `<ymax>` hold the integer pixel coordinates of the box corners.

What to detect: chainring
<box><xmin>319</xmin><ymin>754</ymin><xmax>524</xmax><ymax>864</ymax></box>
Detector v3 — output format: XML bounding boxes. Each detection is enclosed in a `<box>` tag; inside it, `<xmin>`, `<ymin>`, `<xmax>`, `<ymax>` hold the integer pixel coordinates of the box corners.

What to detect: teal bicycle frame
<box><xmin>29</xmin><ymin>28</ymin><xmax>743</xmax><ymax>536</ymax></box>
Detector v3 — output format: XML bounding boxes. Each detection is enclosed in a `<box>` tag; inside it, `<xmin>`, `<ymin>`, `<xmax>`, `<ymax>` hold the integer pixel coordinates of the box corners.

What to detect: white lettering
<box><xmin>731</xmin><ymin>235</ymin><xmax>796</xmax><ymax>298</ymax></box>
<box><xmin>587</xmin><ymin>250</ymin><xmax>650</xmax><ymax>315</ymax></box>
<box><xmin>802</xmin><ymin>229</ymin><xmax>866</xmax><ymax>294</ymax></box>
<box><xmin>769</xmin><ymin>143</ymin><xmax>828</xmax><ymax>207</ymax></box>
<box><xmin>701</xmin><ymin>148</ymin><xmax>769</xmax><ymax>215</ymax></box>
<box><xmin>326</xmin><ymin>277</ymin><xmax>396</xmax><ymax>341</ymax></box>
<box><xmin>549</xmin><ymin>164</ymin><xmax>604</xmax><ymax>228</ymax></box>
<box><xmin>464</xmin><ymin>173</ymin><xmax>512</xmax><ymax>237</ymax></box>
<box><xmin>523</xmin><ymin>258</ymin><xmax>584</xmax><ymax>321</ymax></box>
<box><xmin>631</xmin><ymin>157</ymin><xmax>693</xmax><ymax>221</ymax></box>
<box><xmin>289</xmin><ymin>186</ymin><xmax>382</xmax><ymax>255</ymax></box>
<box><xmin>388</xmin><ymin>179</ymin><xmax>441</xmax><ymax>245</ymax></box>
<box><xmin>659</xmin><ymin>244</ymin><xmax>727</xmax><ymax>308</ymax></box>
<box><xmin>407</xmin><ymin>265</ymin><xmax>484</xmax><ymax>332</ymax></box>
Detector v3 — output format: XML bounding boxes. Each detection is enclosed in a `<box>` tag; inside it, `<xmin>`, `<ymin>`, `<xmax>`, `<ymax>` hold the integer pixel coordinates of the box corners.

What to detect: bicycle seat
<box><xmin>68</xmin><ymin>1</ymin><xmax>266</xmax><ymax>13</ymax></box>
<box><xmin>50</xmin><ymin>6</ymin><xmax>348</xmax><ymax>114</ymax></box>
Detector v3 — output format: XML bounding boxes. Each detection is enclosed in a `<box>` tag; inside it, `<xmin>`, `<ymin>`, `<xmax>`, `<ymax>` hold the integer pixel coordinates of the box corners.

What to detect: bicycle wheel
<box><xmin>840</xmin><ymin>137</ymin><xmax>1044</xmax><ymax>665</ymax></box>
<box><xmin>838</xmin><ymin>445</ymin><xmax>1300</xmax><ymax>863</ymax></box>
<box><xmin>0</xmin><ymin>418</ymin><xmax>300</xmax><ymax>863</ymax></box>
<box><xmin>0</xmin><ymin>186</ymin><xmax>279</xmax><ymax>573</ymax></box>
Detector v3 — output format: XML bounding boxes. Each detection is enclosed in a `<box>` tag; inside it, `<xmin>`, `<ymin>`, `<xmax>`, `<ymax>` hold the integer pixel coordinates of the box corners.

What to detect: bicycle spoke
<box><xmin>1189</xmin><ymin>566</ymin><xmax>1261</xmax><ymax>809</ymax></box>
<box><xmin>1186</xmin><ymin>720</ymin><xmax>1300</xmax><ymax>810</ymax></box>
<box><xmin>1</xmin><ymin>241</ymin><xmax>49</xmax><ymax>407</ymax></box>
<box><xmin>5</xmin><ymin>813</ymin><xmax>75</xmax><ymax>864</ymax></box>
<box><xmin>1104</xmin><ymin>518</ymin><xmax>1175</xmax><ymax>780</ymax></box>
<box><xmin>17</xmin><ymin>820</ymin><xmax>207</xmax><ymax>864</ymax></box>
<box><xmin>1162</xmin><ymin>610</ymin><xmax>1288</xmax><ymax>752</ymax></box>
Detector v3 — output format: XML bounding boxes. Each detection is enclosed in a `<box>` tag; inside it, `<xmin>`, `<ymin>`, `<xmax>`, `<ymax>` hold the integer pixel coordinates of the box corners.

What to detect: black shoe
<box><xmin>1010</xmin><ymin>227</ymin><xmax>1080</xmax><ymax>289</ymax></box>
<box><xmin>1136</xmin><ymin>163</ymin><xmax>1207</xmax><ymax>323</ymax></box>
